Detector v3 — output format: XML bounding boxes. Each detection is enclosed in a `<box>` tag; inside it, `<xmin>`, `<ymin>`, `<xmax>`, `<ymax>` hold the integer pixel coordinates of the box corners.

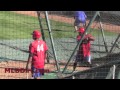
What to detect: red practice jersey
<box><xmin>29</xmin><ymin>40</ymin><xmax>48</xmax><ymax>69</ymax></box>
<box><xmin>77</xmin><ymin>34</ymin><xmax>94</xmax><ymax>57</ymax></box>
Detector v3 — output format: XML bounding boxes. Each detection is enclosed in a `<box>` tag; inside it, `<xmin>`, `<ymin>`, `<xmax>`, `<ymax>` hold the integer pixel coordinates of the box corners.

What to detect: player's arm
<box><xmin>87</xmin><ymin>34</ymin><xmax>95</xmax><ymax>41</ymax></box>
<box><xmin>45</xmin><ymin>50</ymin><xmax>48</xmax><ymax>63</ymax></box>
<box><xmin>83</xmin><ymin>11</ymin><xmax>87</xmax><ymax>19</ymax></box>
<box><xmin>26</xmin><ymin>53</ymin><xmax>33</xmax><ymax>70</ymax></box>
<box><xmin>85</xmin><ymin>13</ymin><xmax>87</xmax><ymax>19</ymax></box>
<box><xmin>26</xmin><ymin>43</ymin><xmax>34</xmax><ymax>70</ymax></box>
<box><xmin>83</xmin><ymin>34</ymin><xmax>94</xmax><ymax>42</ymax></box>
<box><xmin>44</xmin><ymin>42</ymin><xmax>49</xmax><ymax>63</ymax></box>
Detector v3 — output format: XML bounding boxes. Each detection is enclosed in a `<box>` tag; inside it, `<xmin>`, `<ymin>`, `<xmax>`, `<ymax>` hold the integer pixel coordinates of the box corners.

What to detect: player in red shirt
<box><xmin>73</xmin><ymin>27</ymin><xmax>95</xmax><ymax>71</ymax></box>
<box><xmin>26</xmin><ymin>30</ymin><xmax>48</xmax><ymax>79</ymax></box>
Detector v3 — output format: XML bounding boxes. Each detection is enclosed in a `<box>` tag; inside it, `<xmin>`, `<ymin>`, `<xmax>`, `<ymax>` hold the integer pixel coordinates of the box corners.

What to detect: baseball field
<box><xmin>0</xmin><ymin>11</ymin><xmax>119</xmax><ymax>79</ymax></box>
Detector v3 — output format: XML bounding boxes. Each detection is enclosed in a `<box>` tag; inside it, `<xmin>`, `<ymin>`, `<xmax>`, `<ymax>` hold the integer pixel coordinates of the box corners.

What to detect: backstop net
<box><xmin>0</xmin><ymin>11</ymin><xmax>120</xmax><ymax>79</ymax></box>
<box><xmin>40</xmin><ymin>11</ymin><xmax>120</xmax><ymax>79</ymax></box>
<box><xmin>0</xmin><ymin>11</ymin><xmax>57</xmax><ymax>79</ymax></box>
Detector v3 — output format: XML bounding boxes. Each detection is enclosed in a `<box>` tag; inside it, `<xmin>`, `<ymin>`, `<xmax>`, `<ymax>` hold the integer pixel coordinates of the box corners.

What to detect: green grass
<box><xmin>0</xmin><ymin>11</ymin><xmax>117</xmax><ymax>40</ymax></box>
<box><xmin>89</xmin><ymin>28</ymin><xmax>117</xmax><ymax>36</ymax></box>
<box><xmin>0</xmin><ymin>11</ymin><xmax>39</xmax><ymax>39</ymax></box>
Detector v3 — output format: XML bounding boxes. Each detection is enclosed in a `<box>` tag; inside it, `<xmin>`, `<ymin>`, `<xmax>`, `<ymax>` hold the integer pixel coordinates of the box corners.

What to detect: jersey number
<box><xmin>37</xmin><ymin>44</ymin><xmax>44</xmax><ymax>52</ymax></box>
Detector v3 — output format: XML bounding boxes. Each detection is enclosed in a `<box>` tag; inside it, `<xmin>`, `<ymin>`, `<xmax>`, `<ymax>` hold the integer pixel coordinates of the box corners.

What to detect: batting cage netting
<box><xmin>0</xmin><ymin>11</ymin><xmax>120</xmax><ymax>79</ymax></box>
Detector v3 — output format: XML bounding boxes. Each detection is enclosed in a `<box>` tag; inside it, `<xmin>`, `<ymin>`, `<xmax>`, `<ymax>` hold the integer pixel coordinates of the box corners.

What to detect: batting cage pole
<box><xmin>62</xmin><ymin>11</ymin><xmax>100</xmax><ymax>73</ymax></box>
<box><xmin>106</xmin><ymin>64</ymin><xmax>117</xmax><ymax>79</ymax></box>
<box><xmin>98</xmin><ymin>12</ymin><xmax>109</xmax><ymax>53</ymax></box>
<box><xmin>109</xmin><ymin>33</ymin><xmax>120</xmax><ymax>53</ymax></box>
<box><xmin>117</xmin><ymin>66</ymin><xmax>120</xmax><ymax>79</ymax></box>
<box><xmin>37</xmin><ymin>11</ymin><xmax>46</xmax><ymax>41</ymax></box>
<box><xmin>44</xmin><ymin>11</ymin><xmax>60</xmax><ymax>72</ymax></box>
<box><xmin>37</xmin><ymin>11</ymin><xmax>51</xmax><ymax>63</ymax></box>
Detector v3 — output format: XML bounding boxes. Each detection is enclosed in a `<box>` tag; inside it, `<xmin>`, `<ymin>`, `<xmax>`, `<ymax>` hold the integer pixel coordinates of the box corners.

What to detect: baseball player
<box><xmin>74</xmin><ymin>11</ymin><xmax>87</xmax><ymax>32</ymax></box>
<box><xmin>73</xmin><ymin>27</ymin><xmax>95</xmax><ymax>71</ymax></box>
<box><xmin>26</xmin><ymin>30</ymin><xmax>48</xmax><ymax>79</ymax></box>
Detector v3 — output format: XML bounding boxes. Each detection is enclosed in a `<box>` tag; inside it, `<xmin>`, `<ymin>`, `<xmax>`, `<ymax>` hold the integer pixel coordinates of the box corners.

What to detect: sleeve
<box><xmin>29</xmin><ymin>43</ymin><xmax>34</xmax><ymax>54</ymax></box>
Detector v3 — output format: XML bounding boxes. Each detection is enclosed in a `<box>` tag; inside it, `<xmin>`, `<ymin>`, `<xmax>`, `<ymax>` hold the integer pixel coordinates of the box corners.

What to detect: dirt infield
<box><xmin>0</xmin><ymin>60</ymin><xmax>57</xmax><ymax>79</ymax></box>
<box><xmin>12</xmin><ymin>11</ymin><xmax>120</xmax><ymax>33</ymax></box>
<box><xmin>0</xmin><ymin>60</ymin><xmax>89</xmax><ymax>79</ymax></box>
